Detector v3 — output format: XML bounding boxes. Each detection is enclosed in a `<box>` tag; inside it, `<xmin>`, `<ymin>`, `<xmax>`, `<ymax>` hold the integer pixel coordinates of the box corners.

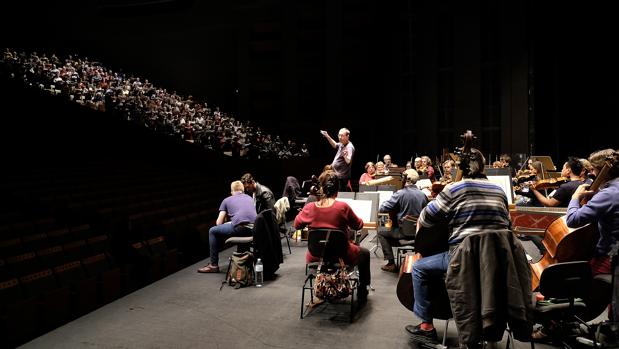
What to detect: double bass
<box><xmin>396</xmin><ymin>130</ymin><xmax>474</xmax><ymax>311</ymax></box>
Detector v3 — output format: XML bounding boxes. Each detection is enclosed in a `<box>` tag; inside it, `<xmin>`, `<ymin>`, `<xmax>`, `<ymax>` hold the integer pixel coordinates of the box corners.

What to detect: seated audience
<box><xmin>1</xmin><ymin>49</ymin><xmax>306</xmax><ymax>160</ymax></box>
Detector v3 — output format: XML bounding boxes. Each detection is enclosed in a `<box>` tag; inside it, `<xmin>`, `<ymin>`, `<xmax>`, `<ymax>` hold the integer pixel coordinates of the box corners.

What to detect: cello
<box><xmin>528</xmin><ymin>161</ymin><xmax>613</xmax><ymax>290</ymax></box>
<box><xmin>396</xmin><ymin>130</ymin><xmax>474</xmax><ymax>311</ymax></box>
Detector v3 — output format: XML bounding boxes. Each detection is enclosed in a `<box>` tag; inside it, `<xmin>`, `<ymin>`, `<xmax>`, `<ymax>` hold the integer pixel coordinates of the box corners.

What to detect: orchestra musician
<box><xmin>567</xmin><ymin>149</ymin><xmax>619</xmax><ymax>276</ymax></box>
<box><xmin>377</xmin><ymin>169</ymin><xmax>428</xmax><ymax>272</ymax></box>
<box><xmin>375</xmin><ymin>161</ymin><xmax>389</xmax><ymax>175</ymax></box>
<box><xmin>514</xmin><ymin>160</ymin><xmax>543</xmax><ymax>207</ymax></box>
<box><xmin>359</xmin><ymin>161</ymin><xmax>376</xmax><ymax>185</ymax></box>
<box><xmin>533</xmin><ymin>149</ymin><xmax>619</xmax><ymax>341</ymax></box>
<box><xmin>420</xmin><ymin>156</ymin><xmax>435</xmax><ymax>181</ymax></box>
<box><xmin>530</xmin><ymin>157</ymin><xmax>585</xmax><ymax>207</ymax></box>
<box><xmin>440</xmin><ymin>159</ymin><xmax>455</xmax><ymax>182</ymax></box>
<box><xmin>383</xmin><ymin>154</ymin><xmax>398</xmax><ymax>168</ymax></box>
<box><xmin>294</xmin><ymin>170</ymin><xmax>370</xmax><ymax>306</ymax></box>
<box><xmin>405</xmin><ymin>148</ymin><xmax>512</xmax><ymax>342</ymax></box>
<box><xmin>499</xmin><ymin>153</ymin><xmax>512</xmax><ymax>168</ymax></box>
<box><xmin>429</xmin><ymin>159</ymin><xmax>455</xmax><ymax>197</ymax></box>
<box><xmin>499</xmin><ymin>153</ymin><xmax>517</xmax><ymax>176</ymax></box>
<box><xmin>580</xmin><ymin>158</ymin><xmax>595</xmax><ymax>184</ymax></box>
<box><xmin>414</xmin><ymin>157</ymin><xmax>423</xmax><ymax>173</ymax></box>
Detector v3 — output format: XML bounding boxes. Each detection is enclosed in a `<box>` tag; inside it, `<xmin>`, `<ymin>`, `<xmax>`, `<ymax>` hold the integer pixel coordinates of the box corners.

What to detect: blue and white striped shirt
<box><xmin>419</xmin><ymin>178</ymin><xmax>511</xmax><ymax>244</ymax></box>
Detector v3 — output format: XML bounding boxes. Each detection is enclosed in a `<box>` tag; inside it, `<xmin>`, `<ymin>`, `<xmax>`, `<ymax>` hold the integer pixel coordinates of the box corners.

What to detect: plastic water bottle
<box><xmin>255</xmin><ymin>258</ymin><xmax>264</xmax><ymax>287</ymax></box>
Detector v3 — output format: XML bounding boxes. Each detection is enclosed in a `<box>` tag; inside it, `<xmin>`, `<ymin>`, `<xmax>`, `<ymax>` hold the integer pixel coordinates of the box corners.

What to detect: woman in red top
<box><xmin>294</xmin><ymin>170</ymin><xmax>371</xmax><ymax>304</ymax></box>
<box><xmin>359</xmin><ymin>161</ymin><xmax>376</xmax><ymax>185</ymax></box>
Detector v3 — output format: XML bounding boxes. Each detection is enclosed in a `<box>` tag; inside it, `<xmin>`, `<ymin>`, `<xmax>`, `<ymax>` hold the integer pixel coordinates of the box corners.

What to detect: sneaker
<box><xmin>197</xmin><ymin>264</ymin><xmax>219</xmax><ymax>273</ymax></box>
<box><xmin>405</xmin><ymin>324</ymin><xmax>439</xmax><ymax>343</ymax></box>
<box><xmin>381</xmin><ymin>263</ymin><xmax>397</xmax><ymax>272</ymax></box>
<box><xmin>531</xmin><ymin>327</ymin><xmax>551</xmax><ymax>343</ymax></box>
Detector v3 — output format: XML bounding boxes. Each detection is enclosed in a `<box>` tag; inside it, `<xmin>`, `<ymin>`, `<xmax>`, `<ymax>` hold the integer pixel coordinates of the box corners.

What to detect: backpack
<box><xmin>220</xmin><ymin>251</ymin><xmax>254</xmax><ymax>289</ymax></box>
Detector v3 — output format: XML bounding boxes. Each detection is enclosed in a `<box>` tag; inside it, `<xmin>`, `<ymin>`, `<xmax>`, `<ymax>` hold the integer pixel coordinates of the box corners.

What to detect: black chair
<box><xmin>533</xmin><ymin>261</ymin><xmax>595</xmax><ymax>348</ymax></box>
<box><xmin>301</xmin><ymin>229</ymin><xmax>359</xmax><ymax>322</ymax></box>
<box><xmin>395</xmin><ymin>215</ymin><xmax>417</xmax><ymax>268</ymax></box>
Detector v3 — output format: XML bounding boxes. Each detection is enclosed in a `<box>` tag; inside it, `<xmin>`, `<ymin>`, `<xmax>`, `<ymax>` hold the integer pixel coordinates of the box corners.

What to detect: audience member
<box><xmin>1</xmin><ymin>49</ymin><xmax>306</xmax><ymax>159</ymax></box>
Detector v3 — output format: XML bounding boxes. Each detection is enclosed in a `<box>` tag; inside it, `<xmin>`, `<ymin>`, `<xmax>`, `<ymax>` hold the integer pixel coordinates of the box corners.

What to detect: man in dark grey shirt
<box><xmin>320</xmin><ymin>127</ymin><xmax>354</xmax><ymax>191</ymax></box>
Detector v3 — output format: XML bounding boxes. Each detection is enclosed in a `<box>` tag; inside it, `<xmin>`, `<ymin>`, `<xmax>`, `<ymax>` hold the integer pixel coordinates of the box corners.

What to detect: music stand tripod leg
<box><xmin>369</xmin><ymin>231</ymin><xmax>381</xmax><ymax>257</ymax></box>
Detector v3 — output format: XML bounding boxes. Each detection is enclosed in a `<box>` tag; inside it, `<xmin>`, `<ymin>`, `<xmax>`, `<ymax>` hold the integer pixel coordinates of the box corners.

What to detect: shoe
<box><xmin>357</xmin><ymin>288</ymin><xmax>368</xmax><ymax>308</ymax></box>
<box><xmin>381</xmin><ymin>263</ymin><xmax>397</xmax><ymax>272</ymax></box>
<box><xmin>405</xmin><ymin>324</ymin><xmax>439</xmax><ymax>343</ymax></box>
<box><xmin>531</xmin><ymin>327</ymin><xmax>550</xmax><ymax>342</ymax></box>
<box><xmin>197</xmin><ymin>264</ymin><xmax>219</xmax><ymax>273</ymax></box>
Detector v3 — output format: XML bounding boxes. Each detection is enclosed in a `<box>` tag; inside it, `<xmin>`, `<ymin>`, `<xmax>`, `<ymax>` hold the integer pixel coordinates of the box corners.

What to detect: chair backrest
<box><xmin>539</xmin><ymin>261</ymin><xmax>592</xmax><ymax>300</ymax></box>
<box><xmin>399</xmin><ymin>215</ymin><xmax>418</xmax><ymax>239</ymax></box>
<box><xmin>307</xmin><ymin>229</ymin><xmax>349</xmax><ymax>265</ymax></box>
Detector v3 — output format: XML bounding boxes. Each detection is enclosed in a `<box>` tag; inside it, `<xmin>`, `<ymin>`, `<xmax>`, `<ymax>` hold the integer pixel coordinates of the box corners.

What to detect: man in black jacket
<box><xmin>241</xmin><ymin>173</ymin><xmax>275</xmax><ymax>214</ymax></box>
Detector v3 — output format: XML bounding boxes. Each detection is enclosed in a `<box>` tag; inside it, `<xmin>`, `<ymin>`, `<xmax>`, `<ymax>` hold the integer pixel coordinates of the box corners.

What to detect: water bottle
<box><xmin>255</xmin><ymin>258</ymin><xmax>264</xmax><ymax>287</ymax></box>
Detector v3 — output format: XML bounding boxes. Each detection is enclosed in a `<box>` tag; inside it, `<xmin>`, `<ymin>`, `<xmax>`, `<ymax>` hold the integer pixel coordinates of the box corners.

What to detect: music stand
<box><xmin>486</xmin><ymin>167</ymin><xmax>514</xmax><ymax>204</ymax></box>
<box><xmin>531</xmin><ymin>156</ymin><xmax>557</xmax><ymax>176</ymax></box>
<box><xmin>387</xmin><ymin>167</ymin><xmax>406</xmax><ymax>175</ymax></box>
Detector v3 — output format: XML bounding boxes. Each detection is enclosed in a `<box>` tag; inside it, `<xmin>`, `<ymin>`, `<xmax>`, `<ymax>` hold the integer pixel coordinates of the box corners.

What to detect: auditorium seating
<box><xmin>0</xmin><ymin>61</ymin><xmax>322</xmax><ymax>347</ymax></box>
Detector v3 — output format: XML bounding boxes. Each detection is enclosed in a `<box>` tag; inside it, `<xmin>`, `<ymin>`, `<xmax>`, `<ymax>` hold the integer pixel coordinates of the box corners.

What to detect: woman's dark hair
<box><xmin>461</xmin><ymin>148</ymin><xmax>486</xmax><ymax>178</ymax></box>
<box><xmin>566</xmin><ymin>157</ymin><xmax>584</xmax><ymax>176</ymax></box>
<box><xmin>318</xmin><ymin>170</ymin><xmax>339</xmax><ymax>198</ymax></box>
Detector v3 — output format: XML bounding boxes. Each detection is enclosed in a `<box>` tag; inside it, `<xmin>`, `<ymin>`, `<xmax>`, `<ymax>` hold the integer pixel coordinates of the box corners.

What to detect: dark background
<box><xmin>2</xmin><ymin>0</ymin><xmax>618</xmax><ymax>176</ymax></box>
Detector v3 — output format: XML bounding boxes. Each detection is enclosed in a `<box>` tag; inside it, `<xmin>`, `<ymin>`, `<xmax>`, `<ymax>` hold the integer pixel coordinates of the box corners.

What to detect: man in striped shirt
<box><xmin>405</xmin><ymin>148</ymin><xmax>511</xmax><ymax>342</ymax></box>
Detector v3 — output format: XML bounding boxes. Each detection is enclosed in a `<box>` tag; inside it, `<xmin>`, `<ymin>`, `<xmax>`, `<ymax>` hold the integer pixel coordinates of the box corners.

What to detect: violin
<box><xmin>431</xmin><ymin>179</ymin><xmax>452</xmax><ymax>194</ymax></box>
<box><xmin>531</xmin><ymin>176</ymin><xmax>569</xmax><ymax>190</ymax></box>
<box><xmin>514</xmin><ymin>170</ymin><xmax>537</xmax><ymax>184</ymax></box>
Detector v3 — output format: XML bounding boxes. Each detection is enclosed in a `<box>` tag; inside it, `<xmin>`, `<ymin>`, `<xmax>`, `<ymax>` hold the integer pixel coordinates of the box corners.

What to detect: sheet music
<box><xmin>376</xmin><ymin>191</ymin><xmax>394</xmax><ymax>206</ymax></box>
<box><xmin>416</xmin><ymin>179</ymin><xmax>432</xmax><ymax>190</ymax></box>
<box><xmin>487</xmin><ymin>175</ymin><xmax>514</xmax><ymax>205</ymax></box>
<box><xmin>335</xmin><ymin>198</ymin><xmax>373</xmax><ymax>223</ymax></box>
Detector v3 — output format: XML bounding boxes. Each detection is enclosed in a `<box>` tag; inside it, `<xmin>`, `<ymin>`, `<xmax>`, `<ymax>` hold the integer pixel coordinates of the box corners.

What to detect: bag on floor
<box><xmin>221</xmin><ymin>251</ymin><xmax>254</xmax><ymax>290</ymax></box>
